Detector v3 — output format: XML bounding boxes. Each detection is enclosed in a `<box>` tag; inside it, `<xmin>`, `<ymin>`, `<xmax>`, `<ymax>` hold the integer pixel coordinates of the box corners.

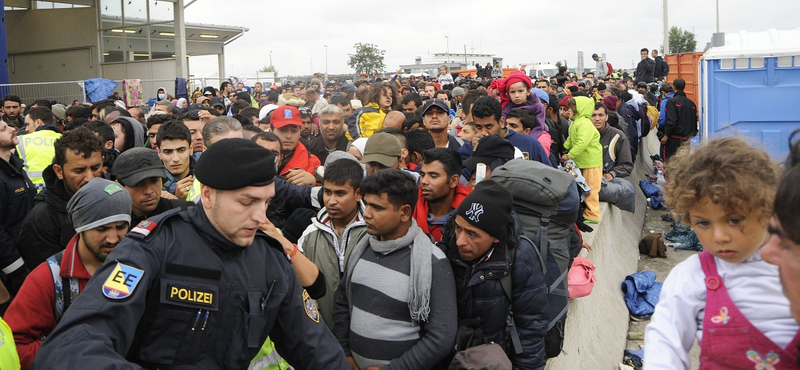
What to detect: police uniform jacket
<box><xmin>31</xmin><ymin>205</ymin><xmax>350</xmax><ymax>370</ymax></box>
<box><xmin>0</xmin><ymin>153</ymin><xmax>35</xmax><ymax>273</ymax></box>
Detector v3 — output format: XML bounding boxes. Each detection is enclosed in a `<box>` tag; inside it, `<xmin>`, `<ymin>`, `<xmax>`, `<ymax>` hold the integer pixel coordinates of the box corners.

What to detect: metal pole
<box><xmin>324</xmin><ymin>45</ymin><xmax>328</xmax><ymax>82</ymax></box>
<box><xmin>716</xmin><ymin>0</ymin><xmax>720</xmax><ymax>33</ymax></box>
<box><xmin>445</xmin><ymin>36</ymin><xmax>449</xmax><ymax>64</ymax></box>
<box><xmin>663</xmin><ymin>0</ymin><xmax>670</xmax><ymax>54</ymax></box>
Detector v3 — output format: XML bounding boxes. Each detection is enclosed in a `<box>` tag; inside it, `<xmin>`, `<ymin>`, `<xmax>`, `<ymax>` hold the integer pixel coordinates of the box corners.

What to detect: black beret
<box><xmin>195</xmin><ymin>138</ymin><xmax>277</xmax><ymax>190</ymax></box>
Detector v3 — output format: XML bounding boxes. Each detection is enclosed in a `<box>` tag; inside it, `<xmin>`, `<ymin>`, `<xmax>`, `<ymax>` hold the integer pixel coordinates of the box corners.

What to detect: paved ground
<box><xmin>624</xmin><ymin>204</ymin><xmax>701</xmax><ymax>369</ymax></box>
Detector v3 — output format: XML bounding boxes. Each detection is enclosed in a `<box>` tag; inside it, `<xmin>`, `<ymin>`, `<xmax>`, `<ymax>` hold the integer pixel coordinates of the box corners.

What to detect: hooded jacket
<box><xmin>112</xmin><ymin>116</ymin><xmax>145</xmax><ymax>151</ymax></box>
<box><xmin>297</xmin><ymin>208</ymin><xmax>366</xmax><ymax>332</ymax></box>
<box><xmin>564</xmin><ymin>96</ymin><xmax>603</xmax><ymax>169</ymax></box>
<box><xmin>18</xmin><ymin>165</ymin><xmax>75</xmax><ymax>270</ymax></box>
<box><xmin>438</xmin><ymin>216</ymin><xmax>549</xmax><ymax>369</ymax></box>
<box><xmin>355</xmin><ymin>102</ymin><xmax>387</xmax><ymax>140</ymax></box>
<box><xmin>412</xmin><ymin>184</ymin><xmax>472</xmax><ymax>243</ymax></box>
<box><xmin>502</xmin><ymin>95</ymin><xmax>552</xmax><ymax>155</ymax></box>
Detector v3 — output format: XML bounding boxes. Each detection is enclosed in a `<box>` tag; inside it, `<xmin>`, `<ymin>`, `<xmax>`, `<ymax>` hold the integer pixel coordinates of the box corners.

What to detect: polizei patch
<box><xmin>103</xmin><ymin>262</ymin><xmax>144</xmax><ymax>299</ymax></box>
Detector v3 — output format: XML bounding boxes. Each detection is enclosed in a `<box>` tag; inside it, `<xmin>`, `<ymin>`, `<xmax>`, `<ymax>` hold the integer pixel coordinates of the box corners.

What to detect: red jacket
<box><xmin>279</xmin><ymin>142</ymin><xmax>321</xmax><ymax>177</ymax></box>
<box><xmin>5</xmin><ymin>234</ymin><xmax>91</xmax><ymax>370</ymax></box>
<box><xmin>412</xmin><ymin>184</ymin><xmax>472</xmax><ymax>243</ymax></box>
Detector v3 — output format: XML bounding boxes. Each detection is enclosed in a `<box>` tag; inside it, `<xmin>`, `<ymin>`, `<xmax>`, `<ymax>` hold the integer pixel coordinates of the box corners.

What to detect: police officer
<box><xmin>32</xmin><ymin>138</ymin><xmax>350</xmax><ymax>370</ymax></box>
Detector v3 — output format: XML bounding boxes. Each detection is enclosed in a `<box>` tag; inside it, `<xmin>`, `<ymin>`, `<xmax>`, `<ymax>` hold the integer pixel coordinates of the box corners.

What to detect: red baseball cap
<box><xmin>271</xmin><ymin>106</ymin><xmax>302</xmax><ymax>129</ymax></box>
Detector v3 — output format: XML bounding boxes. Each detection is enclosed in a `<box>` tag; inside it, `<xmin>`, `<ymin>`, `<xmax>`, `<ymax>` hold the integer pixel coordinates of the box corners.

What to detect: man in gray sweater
<box><xmin>335</xmin><ymin>169</ymin><xmax>457</xmax><ymax>370</ymax></box>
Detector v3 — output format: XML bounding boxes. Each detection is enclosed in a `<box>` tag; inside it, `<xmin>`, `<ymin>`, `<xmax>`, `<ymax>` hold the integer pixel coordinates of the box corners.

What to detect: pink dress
<box><xmin>698</xmin><ymin>251</ymin><xmax>800</xmax><ymax>369</ymax></box>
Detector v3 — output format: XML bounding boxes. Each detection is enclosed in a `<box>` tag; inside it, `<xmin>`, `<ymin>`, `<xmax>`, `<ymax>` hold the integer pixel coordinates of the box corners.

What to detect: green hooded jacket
<box><xmin>564</xmin><ymin>96</ymin><xmax>603</xmax><ymax>168</ymax></box>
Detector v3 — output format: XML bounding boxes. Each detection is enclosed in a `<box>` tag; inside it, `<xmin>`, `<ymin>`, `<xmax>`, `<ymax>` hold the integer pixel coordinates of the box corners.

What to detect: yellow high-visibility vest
<box><xmin>0</xmin><ymin>316</ymin><xmax>21</xmax><ymax>370</ymax></box>
<box><xmin>16</xmin><ymin>130</ymin><xmax>62</xmax><ymax>193</ymax></box>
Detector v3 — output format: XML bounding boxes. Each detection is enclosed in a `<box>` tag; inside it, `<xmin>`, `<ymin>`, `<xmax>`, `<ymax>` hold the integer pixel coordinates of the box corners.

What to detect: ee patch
<box><xmin>103</xmin><ymin>262</ymin><xmax>144</xmax><ymax>299</ymax></box>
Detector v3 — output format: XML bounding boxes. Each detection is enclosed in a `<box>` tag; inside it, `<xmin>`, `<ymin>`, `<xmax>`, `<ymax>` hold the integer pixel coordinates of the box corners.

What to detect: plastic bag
<box><xmin>638</xmin><ymin>180</ymin><xmax>661</xmax><ymax>198</ymax></box>
<box><xmin>665</xmin><ymin>222</ymin><xmax>703</xmax><ymax>251</ymax></box>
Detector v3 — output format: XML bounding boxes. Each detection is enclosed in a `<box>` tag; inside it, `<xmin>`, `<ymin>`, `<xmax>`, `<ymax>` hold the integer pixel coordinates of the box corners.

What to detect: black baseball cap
<box><xmin>210</xmin><ymin>97</ymin><xmax>225</xmax><ymax>108</ymax></box>
<box><xmin>420</xmin><ymin>98</ymin><xmax>449</xmax><ymax>116</ymax></box>
<box><xmin>463</xmin><ymin>135</ymin><xmax>515</xmax><ymax>172</ymax></box>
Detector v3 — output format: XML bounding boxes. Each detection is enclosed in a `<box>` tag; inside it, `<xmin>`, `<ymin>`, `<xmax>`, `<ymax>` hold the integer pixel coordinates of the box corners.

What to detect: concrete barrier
<box><xmin>545</xmin><ymin>131</ymin><xmax>660</xmax><ymax>370</ymax></box>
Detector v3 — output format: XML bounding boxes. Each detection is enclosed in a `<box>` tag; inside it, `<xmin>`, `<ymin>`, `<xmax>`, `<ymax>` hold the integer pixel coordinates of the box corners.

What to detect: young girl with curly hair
<box><xmin>645</xmin><ymin>137</ymin><xmax>800</xmax><ymax>369</ymax></box>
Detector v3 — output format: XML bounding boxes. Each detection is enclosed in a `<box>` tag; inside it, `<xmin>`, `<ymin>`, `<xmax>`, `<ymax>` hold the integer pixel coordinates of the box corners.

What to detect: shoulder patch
<box><xmin>302</xmin><ymin>289</ymin><xmax>320</xmax><ymax>323</ymax></box>
<box><xmin>130</xmin><ymin>220</ymin><xmax>158</xmax><ymax>237</ymax></box>
<box><xmin>102</xmin><ymin>262</ymin><xmax>145</xmax><ymax>299</ymax></box>
<box><xmin>104</xmin><ymin>183</ymin><xmax>124</xmax><ymax>195</ymax></box>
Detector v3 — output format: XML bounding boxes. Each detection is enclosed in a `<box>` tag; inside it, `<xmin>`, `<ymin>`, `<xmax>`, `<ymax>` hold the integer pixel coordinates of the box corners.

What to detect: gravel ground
<box><xmin>624</xmin><ymin>205</ymin><xmax>700</xmax><ymax>369</ymax></box>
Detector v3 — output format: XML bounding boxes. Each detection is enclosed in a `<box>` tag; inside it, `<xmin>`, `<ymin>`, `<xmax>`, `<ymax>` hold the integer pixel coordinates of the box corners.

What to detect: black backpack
<box><xmin>491</xmin><ymin>159</ymin><xmax>582</xmax><ymax>358</ymax></box>
<box><xmin>346</xmin><ymin>106</ymin><xmax>380</xmax><ymax>140</ymax></box>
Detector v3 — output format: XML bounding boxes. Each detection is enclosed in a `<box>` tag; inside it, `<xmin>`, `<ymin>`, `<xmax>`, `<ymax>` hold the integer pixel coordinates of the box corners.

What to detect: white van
<box><xmin>527</xmin><ymin>64</ymin><xmax>560</xmax><ymax>79</ymax></box>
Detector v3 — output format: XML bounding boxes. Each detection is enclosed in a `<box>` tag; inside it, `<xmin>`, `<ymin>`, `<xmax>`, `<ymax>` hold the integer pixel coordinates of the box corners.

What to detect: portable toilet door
<box><xmin>699</xmin><ymin>27</ymin><xmax>800</xmax><ymax>162</ymax></box>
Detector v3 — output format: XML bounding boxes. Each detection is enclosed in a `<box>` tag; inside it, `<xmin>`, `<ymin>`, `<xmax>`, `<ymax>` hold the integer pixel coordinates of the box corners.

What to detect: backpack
<box><xmin>567</xmin><ymin>257</ymin><xmax>596</xmax><ymax>299</ymax></box>
<box><xmin>491</xmin><ymin>159</ymin><xmax>582</xmax><ymax>358</ymax></box>
<box><xmin>345</xmin><ymin>106</ymin><xmax>380</xmax><ymax>140</ymax></box>
<box><xmin>46</xmin><ymin>251</ymin><xmax>80</xmax><ymax>322</ymax></box>
<box><xmin>606</xmin><ymin>62</ymin><xmax>613</xmax><ymax>74</ymax></box>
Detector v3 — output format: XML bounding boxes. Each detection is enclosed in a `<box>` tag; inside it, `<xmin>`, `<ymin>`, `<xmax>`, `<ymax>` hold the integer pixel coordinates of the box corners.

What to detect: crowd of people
<box><xmin>0</xmin><ymin>45</ymin><xmax>797</xmax><ymax>370</ymax></box>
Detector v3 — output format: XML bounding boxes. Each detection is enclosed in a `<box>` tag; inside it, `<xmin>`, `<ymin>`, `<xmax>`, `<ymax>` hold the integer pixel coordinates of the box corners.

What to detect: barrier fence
<box><xmin>0</xmin><ymin>81</ymin><xmax>87</xmax><ymax>106</ymax></box>
<box><xmin>0</xmin><ymin>74</ymin><xmax>360</xmax><ymax>106</ymax></box>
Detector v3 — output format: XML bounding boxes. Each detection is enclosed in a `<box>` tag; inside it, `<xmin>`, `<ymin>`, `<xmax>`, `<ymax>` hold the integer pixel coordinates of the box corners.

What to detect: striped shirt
<box><xmin>340</xmin><ymin>244</ymin><xmax>457</xmax><ymax>369</ymax></box>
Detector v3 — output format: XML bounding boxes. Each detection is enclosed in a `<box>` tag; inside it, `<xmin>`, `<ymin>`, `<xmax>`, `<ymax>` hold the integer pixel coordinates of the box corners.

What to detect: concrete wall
<box><xmin>6</xmin><ymin>8</ymin><xmax>99</xmax><ymax>82</ymax></box>
<box><xmin>545</xmin><ymin>132</ymin><xmax>659</xmax><ymax>369</ymax></box>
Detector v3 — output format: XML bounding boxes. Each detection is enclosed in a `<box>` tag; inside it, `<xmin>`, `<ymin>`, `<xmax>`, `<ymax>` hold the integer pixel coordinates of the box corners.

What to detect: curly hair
<box><xmin>366</xmin><ymin>81</ymin><xmax>399</xmax><ymax>109</ymax></box>
<box><xmin>53</xmin><ymin>127</ymin><xmax>104</xmax><ymax>167</ymax></box>
<box><xmin>664</xmin><ymin>137</ymin><xmax>781</xmax><ymax>224</ymax></box>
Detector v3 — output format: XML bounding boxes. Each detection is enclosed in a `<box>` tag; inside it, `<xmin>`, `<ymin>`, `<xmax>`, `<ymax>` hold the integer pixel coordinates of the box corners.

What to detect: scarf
<box><xmin>344</xmin><ymin>222</ymin><xmax>433</xmax><ymax>324</ymax></box>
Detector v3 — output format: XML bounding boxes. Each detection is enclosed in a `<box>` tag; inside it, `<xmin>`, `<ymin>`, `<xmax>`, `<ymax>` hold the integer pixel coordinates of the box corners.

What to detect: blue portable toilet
<box><xmin>699</xmin><ymin>27</ymin><xmax>800</xmax><ymax>163</ymax></box>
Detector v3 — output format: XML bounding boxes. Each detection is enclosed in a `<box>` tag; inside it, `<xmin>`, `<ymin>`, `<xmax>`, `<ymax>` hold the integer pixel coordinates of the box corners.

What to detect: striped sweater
<box><xmin>335</xmin><ymin>242</ymin><xmax>457</xmax><ymax>369</ymax></box>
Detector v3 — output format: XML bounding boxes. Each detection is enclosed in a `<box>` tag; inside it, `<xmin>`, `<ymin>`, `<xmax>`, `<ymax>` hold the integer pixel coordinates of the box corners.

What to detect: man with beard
<box><xmin>305</xmin><ymin>105</ymin><xmax>349</xmax><ymax>164</ymax></box>
<box><xmin>18</xmin><ymin>129</ymin><xmax>104</xmax><ymax>270</ymax></box>
<box><xmin>5</xmin><ymin>178</ymin><xmax>131</xmax><ymax>370</ymax></box>
<box><xmin>113</xmin><ymin>148</ymin><xmax>190</xmax><ymax>228</ymax></box>
<box><xmin>2</xmin><ymin>95</ymin><xmax>24</xmax><ymax>128</ymax></box>
<box><xmin>299</xmin><ymin>107</ymin><xmax>316</xmax><ymax>147</ymax></box>
<box><xmin>413</xmin><ymin>148</ymin><xmax>471</xmax><ymax>243</ymax></box>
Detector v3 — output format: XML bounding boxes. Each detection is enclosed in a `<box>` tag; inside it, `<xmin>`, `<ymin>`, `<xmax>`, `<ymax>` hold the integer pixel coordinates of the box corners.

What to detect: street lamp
<box><xmin>324</xmin><ymin>45</ymin><xmax>328</xmax><ymax>82</ymax></box>
<box><xmin>445</xmin><ymin>36</ymin><xmax>449</xmax><ymax>64</ymax></box>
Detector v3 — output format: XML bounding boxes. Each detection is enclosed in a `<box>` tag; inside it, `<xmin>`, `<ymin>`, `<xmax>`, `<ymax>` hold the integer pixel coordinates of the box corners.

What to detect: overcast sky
<box><xmin>183</xmin><ymin>0</ymin><xmax>800</xmax><ymax>79</ymax></box>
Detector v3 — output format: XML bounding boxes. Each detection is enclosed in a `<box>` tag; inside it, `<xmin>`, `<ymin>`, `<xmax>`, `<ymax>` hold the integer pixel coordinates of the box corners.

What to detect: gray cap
<box><xmin>113</xmin><ymin>147</ymin><xmax>168</xmax><ymax>187</ymax></box>
<box><xmin>67</xmin><ymin>178</ymin><xmax>132</xmax><ymax>233</ymax></box>
<box><xmin>451</xmin><ymin>87</ymin><xmax>465</xmax><ymax>97</ymax></box>
<box><xmin>341</xmin><ymin>83</ymin><xmax>356</xmax><ymax>95</ymax></box>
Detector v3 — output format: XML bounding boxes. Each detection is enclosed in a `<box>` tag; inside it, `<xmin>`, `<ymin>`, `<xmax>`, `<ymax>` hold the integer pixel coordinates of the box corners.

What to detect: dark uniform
<box><xmin>0</xmin><ymin>153</ymin><xmax>35</xmax><ymax>289</ymax></box>
<box><xmin>32</xmin><ymin>206</ymin><xmax>349</xmax><ymax>369</ymax></box>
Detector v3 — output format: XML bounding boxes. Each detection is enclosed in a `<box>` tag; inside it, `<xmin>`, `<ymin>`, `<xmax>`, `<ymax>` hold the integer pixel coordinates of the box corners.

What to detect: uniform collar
<box><xmin>188</xmin><ymin>201</ymin><xmax>245</xmax><ymax>255</ymax></box>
